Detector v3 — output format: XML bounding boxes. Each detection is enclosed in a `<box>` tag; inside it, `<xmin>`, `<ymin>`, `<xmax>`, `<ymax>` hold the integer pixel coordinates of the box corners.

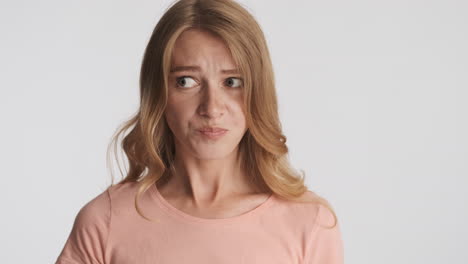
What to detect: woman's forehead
<box><xmin>171</xmin><ymin>29</ymin><xmax>236</xmax><ymax>70</ymax></box>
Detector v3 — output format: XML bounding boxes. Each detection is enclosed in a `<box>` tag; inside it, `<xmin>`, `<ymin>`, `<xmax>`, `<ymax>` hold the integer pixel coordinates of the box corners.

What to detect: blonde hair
<box><xmin>106</xmin><ymin>0</ymin><xmax>338</xmax><ymax>229</ymax></box>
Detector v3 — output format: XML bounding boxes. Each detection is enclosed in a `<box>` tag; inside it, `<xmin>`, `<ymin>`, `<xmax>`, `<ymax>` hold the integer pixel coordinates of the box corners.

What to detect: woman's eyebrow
<box><xmin>170</xmin><ymin>65</ymin><xmax>239</xmax><ymax>74</ymax></box>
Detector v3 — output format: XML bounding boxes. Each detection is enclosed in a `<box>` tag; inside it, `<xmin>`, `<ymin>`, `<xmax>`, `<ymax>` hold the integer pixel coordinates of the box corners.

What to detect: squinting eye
<box><xmin>225</xmin><ymin>77</ymin><xmax>243</xmax><ymax>88</ymax></box>
<box><xmin>176</xmin><ymin>76</ymin><xmax>197</xmax><ymax>88</ymax></box>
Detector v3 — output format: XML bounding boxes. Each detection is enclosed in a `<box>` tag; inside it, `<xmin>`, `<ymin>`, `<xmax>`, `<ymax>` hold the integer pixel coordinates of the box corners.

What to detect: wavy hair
<box><xmin>106</xmin><ymin>0</ymin><xmax>338</xmax><ymax>229</ymax></box>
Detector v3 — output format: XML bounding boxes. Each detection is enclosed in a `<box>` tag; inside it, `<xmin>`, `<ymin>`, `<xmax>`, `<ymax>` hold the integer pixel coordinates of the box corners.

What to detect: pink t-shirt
<box><xmin>55</xmin><ymin>181</ymin><xmax>344</xmax><ymax>264</ymax></box>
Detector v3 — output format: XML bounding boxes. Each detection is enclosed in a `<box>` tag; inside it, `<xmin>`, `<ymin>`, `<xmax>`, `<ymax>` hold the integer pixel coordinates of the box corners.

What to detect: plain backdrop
<box><xmin>1</xmin><ymin>0</ymin><xmax>467</xmax><ymax>263</ymax></box>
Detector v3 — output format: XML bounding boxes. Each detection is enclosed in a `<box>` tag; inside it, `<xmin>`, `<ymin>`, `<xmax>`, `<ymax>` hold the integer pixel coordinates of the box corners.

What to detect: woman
<box><xmin>56</xmin><ymin>0</ymin><xmax>344</xmax><ymax>263</ymax></box>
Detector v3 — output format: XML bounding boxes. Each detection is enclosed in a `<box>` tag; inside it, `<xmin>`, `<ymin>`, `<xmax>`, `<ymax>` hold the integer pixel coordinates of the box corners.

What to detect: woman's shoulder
<box><xmin>71</xmin><ymin>186</ymin><xmax>112</xmax><ymax>228</ymax></box>
<box><xmin>56</xmin><ymin>183</ymin><xmax>131</xmax><ymax>263</ymax></box>
<box><xmin>75</xmin><ymin>182</ymin><xmax>138</xmax><ymax>221</ymax></box>
<box><xmin>107</xmin><ymin>181</ymin><xmax>140</xmax><ymax>199</ymax></box>
<box><xmin>272</xmin><ymin>189</ymin><xmax>336</xmax><ymax>227</ymax></box>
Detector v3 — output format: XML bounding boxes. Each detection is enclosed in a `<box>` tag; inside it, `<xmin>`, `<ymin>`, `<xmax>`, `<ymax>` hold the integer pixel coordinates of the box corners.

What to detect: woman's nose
<box><xmin>198</xmin><ymin>81</ymin><xmax>225</xmax><ymax>118</ymax></box>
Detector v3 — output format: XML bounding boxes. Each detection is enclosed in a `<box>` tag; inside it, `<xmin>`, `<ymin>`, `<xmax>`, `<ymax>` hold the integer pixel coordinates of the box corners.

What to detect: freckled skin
<box><xmin>165</xmin><ymin>29</ymin><xmax>247</xmax><ymax>160</ymax></box>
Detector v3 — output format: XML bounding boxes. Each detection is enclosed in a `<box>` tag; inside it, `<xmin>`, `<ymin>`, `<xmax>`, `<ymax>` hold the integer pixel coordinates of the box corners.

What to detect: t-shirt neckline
<box><xmin>150</xmin><ymin>182</ymin><xmax>275</xmax><ymax>225</ymax></box>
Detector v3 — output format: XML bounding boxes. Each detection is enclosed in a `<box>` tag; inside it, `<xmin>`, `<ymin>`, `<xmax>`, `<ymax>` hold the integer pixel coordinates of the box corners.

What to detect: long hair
<box><xmin>106</xmin><ymin>0</ymin><xmax>338</xmax><ymax>228</ymax></box>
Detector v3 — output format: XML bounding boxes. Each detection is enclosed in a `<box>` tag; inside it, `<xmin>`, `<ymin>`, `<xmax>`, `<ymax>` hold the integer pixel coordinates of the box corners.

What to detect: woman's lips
<box><xmin>198</xmin><ymin>127</ymin><xmax>227</xmax><ymax>132</ymax></box>
<box><xmin>197</xmin><ymin>129</ymin><xmax>228</xmax><ymax>139</ymax></box>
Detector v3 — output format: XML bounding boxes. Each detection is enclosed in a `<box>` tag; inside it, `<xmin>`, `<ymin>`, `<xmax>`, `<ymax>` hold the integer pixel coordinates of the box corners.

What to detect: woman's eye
<box><xmin>175</xmin><ymin>76</ymin><xmax>197</xmax><ymax>88</ymax></box>
<box><xmin>225</xmin><ymin>77</ymin><xmax>243</xmax><ymax>88</ymax></box>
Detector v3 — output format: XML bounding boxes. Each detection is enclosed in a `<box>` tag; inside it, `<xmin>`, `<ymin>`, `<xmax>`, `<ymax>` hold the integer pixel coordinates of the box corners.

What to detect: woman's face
<box><xmin>164</xmin><ymin>29</ymin><xmax>247</xmax><ymax>160</ymax></box>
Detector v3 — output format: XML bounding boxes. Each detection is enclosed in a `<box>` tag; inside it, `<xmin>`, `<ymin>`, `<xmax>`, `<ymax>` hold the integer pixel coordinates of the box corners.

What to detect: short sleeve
<box><xmin>305</xmin><ymin>204</ymin><xmax>344</xmax><ymax>264</ymax></box>
<box><xmin>55</xmin><ymin>188</ymin><xmax>111</xmax><ymax>264</ymax></box>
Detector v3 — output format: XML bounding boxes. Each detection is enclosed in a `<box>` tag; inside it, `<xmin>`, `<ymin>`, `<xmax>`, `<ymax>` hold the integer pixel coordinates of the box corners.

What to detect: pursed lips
<box><xmin>198</xmin><ymin>127</ymin><xmax>228</xmax><ymax>132</ymax></box>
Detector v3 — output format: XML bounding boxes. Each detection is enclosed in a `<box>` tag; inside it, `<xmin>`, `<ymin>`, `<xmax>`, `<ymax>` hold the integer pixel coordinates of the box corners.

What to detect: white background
<box><xmin>1</xmin><ymin>0</ymin><xmax>467</xmax><ymax>263</ymax></box>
